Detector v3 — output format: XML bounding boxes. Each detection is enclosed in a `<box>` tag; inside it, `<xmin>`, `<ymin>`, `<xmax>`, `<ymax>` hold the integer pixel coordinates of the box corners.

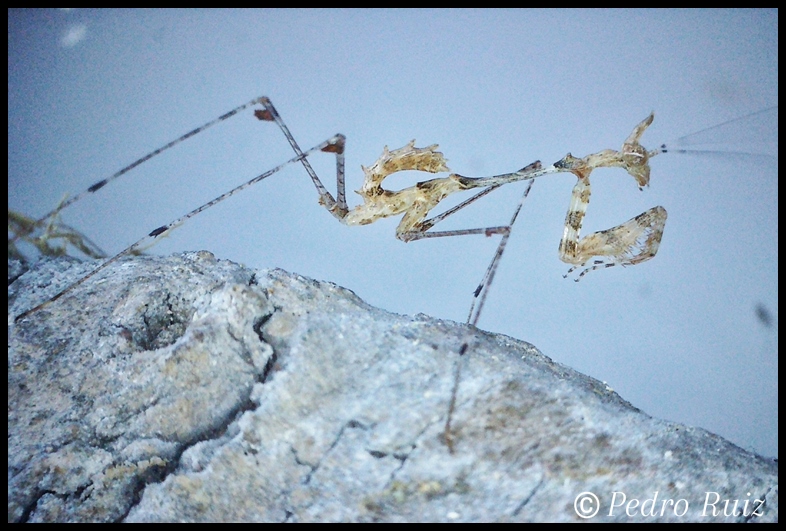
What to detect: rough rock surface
<box><xmin>8</xmin><ymin>253</ymin><xmax>778</xmax><ymax>522</ymax></box>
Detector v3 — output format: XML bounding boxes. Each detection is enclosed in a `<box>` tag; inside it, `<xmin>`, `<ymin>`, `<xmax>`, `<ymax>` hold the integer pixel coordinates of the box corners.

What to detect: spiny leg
<box><xmin>563</xmin><ymin>206</ymin><xmax>668</xmax><ymax>280</ymax></box>
<box><xmin>559</xmin><ymin>177</ymin><xmax>667</xmax><ymax>281</ymax></box>
<box><xmin>558</xmin><ymin>177</ymin><xmax>593</xmax><ymax>270</ymax></box>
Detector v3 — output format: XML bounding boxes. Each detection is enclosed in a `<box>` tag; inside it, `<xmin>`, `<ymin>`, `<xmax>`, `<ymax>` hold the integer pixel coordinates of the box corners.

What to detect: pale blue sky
<box><xmin>8</xmin><ymin>9</ymin><xmax>777</xmax><ymax>458</ymax></box>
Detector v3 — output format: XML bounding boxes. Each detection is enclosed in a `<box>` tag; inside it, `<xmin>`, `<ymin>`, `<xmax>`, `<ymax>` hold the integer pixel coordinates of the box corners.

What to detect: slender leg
<box><xmin>466</xmin><ymin>180</ymin><xmax>535</xmax><ymax>326</ymax></box>
<box><xmin>443</xmin><ymin>178</ymin><xmax>535</xmax><ymax>453</ymax></box>
<box><xmin>14</xmin><ymin>136</ymin><xmax>343</xmax><ymax>323</ymax></box>
<box><xmin>255</xmin><ymin>98</ymin><xmax>348</xmax><ymax>219</ymax></box>
<box><xmin>412</xmin><ymin>185</ymin><xmax>503</xmax><ymax>234</ymax></box>
<box><xmin>397</xmin><ymin>162</ymin><xmax>553</xmax><ymax>242</ymax></box>
<box><xmin>11</xmin><ymin>97</ymin><xmax>265</xmax><ymax>246</ymax></box>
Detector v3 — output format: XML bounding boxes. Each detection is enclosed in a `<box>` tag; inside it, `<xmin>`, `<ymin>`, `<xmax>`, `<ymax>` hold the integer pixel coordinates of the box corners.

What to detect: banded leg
<box><xmin>255</xmin><ymin>98</ymin><xmax>348</xmax><ymax>219</ymax></box>
<box><xmin>14</xmin><ymin>135</ymin><xmax>345</xmax><ymax>323</ymax></box>
<box><xmin>10</xmin><ymin>97</ymin><xmax>266</xmax><ymax>248</ymax></box>
<box><xmin>559</xmin><ymin>178</ymin><xmax>667</xmax><ymax>281</ymax></box>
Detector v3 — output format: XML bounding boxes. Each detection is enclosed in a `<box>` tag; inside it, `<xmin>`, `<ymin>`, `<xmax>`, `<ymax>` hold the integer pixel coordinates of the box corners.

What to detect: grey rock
<box><xmin>8</xmin><ymin>253</ymin><xmax>778</xmax><ymax>522</ymax></box>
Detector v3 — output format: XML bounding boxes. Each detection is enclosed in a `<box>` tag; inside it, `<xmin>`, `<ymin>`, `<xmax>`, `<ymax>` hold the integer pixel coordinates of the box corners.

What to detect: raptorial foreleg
<box><xmin>558</xmin><ymin>178</ymin><xmax>667</xmax><ymax>281</ymax></box>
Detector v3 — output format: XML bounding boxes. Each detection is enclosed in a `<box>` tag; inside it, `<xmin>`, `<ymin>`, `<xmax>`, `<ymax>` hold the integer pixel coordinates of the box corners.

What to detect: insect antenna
<box><xmin>659</xmin><ymin>105</ymin><xmax>777</xmax><ymax>159</ymax></box>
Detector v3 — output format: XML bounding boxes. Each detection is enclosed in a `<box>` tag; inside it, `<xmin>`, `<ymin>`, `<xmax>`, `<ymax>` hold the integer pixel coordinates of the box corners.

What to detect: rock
<box><xmin>8</xmin><ymin>253</ymin><xmax>778</xmax><ymax>522</ymax></box>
